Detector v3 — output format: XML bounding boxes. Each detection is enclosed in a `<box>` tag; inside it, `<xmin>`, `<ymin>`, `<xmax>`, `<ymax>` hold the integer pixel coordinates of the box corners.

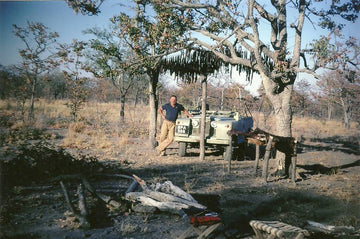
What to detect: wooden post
<box><xmin>291</xmin><ymin>140</ymin><xmax>298</xmax><ymax>182</ymax></box>
<box><xmin>227</xmin><ymin>137</ymin><xmax>232</xmax><ymax>174</ymax></box>
<box><xmin>262</xmin><ymin>136</ymin><xmax>273</xmax><ymax>182</ymax></box>
<box><xmin>254</xmin><ymin>144</ymin><xmax>260</xmax><ymax>174</ymax></box>
<box><xmin>199</xmin><ymin>75</ymin><xmax>207</xmax><ymax>161</ymax></box>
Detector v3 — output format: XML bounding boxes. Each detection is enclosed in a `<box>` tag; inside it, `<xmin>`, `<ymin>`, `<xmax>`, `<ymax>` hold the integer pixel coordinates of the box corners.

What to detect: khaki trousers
<box><xmin>157</xmin><ymin>120</ymin><xmax>175</xmax><ymax>152</ymax></box>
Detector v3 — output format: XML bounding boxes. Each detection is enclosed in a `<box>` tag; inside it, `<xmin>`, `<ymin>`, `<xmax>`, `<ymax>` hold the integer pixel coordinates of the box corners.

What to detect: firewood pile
<box><xmin>125</xmin><ymin>175</ymin><xmax>206</xmax><ymax>213</ymax></box>
<box><xmin>58</xmin><ymin>174</ymin><xmax>130</xmax><ymax>229</ymax></box>
<box><xmin>58</xmin><ymin>174</ymin><xmax>217</xmax><ymax>229</ymax></box>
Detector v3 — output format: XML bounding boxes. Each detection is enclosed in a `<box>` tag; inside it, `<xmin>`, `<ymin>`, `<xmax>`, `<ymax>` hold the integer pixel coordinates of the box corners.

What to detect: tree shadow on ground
<box><xmin>164</xmin><ymin>146</ymin><xmax>224</xmax><ymax>157</ymax></box>
<box><xmin>297</xmin><ymin>160</ymin><xmax>360</xmax><ymax>176</ymax></box>
<box><xmin>298</xmin><ymin>135</ymin><xmax>360</xmax><ymax>155</ymax></box>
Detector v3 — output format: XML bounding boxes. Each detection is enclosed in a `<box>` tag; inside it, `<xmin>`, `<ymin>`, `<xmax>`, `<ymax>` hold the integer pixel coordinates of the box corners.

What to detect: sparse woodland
<box><xmin>1</xmin><ymin>0</ymin><xmax>360</xmax><ymax>238</ymax></box>
<box><xmin>0</xmin><ymin>97</ymin><xmax>359</xmax><ymax>238</ymax></box>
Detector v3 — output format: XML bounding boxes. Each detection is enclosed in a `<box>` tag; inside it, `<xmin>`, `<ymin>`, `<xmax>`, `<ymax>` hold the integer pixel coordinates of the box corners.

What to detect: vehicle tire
<box><xmin>178</xmin><ymin>142</ymin><xmax>187</xmax><ymax>157</ymax></box>
<box><xmin>223</xmin><ymin>145</ymin><xmax>232</xmax><ymax>161</ymax></box>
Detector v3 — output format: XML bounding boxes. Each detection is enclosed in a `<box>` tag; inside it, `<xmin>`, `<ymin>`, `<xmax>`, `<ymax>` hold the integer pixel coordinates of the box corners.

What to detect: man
<box><xmin>156</xmin><ymin>95</ymin><xmax>192</xmax><ymax>156</ymax></box>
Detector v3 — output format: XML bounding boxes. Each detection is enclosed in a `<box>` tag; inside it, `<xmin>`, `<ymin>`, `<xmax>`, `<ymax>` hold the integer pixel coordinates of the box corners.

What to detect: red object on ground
<box><xmin>189</xmin><ymin>215</ymin><xmax>222</xmax><ymax>226</ymax></box>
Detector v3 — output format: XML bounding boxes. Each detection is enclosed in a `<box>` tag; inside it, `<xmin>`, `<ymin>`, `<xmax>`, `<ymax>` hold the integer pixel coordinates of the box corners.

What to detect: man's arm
<box><xmin>158</xmin><ymin>107</ymin><xmax>165</xmax><ymax>120</ymax></box>
<box><xmin>184</xmin><ymin>109</ymin><xmax>193</xmax><ymax>118</ymax></box>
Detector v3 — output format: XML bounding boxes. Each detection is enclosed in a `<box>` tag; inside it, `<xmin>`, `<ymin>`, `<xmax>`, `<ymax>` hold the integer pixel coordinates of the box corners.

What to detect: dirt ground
<box><xmin>1</xmin><ymin>129</ymin><xmax>359</xmax><ymax>239</ymax></box>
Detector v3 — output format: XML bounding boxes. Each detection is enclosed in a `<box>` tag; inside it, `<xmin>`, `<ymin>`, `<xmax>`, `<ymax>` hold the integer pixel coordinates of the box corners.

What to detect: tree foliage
<box><xmin>13</xmin><ymin>21</ymin><xmax>59</xmax><ymax>121</ymax></box>
<box><xmin>291</xmin><ymin>79</ymin><xmax>312</xmax><ymax>117</ymax></box>
<box><xmin>84</xmin><ymin>26</ymin><xmax>139</xmax><ymax>121</ymax></box>
<box><xmin>58</xmin><ymin>40</ymin><xmax>89</xmax><ymax>121</ymax></box>
<box><xmin>109</xmin><ymin>0</ymin><xmax>193</xmax><ymax>146</ymax></box>
<box><xmin>307</xmin><ymin>32</ymin><xmax>359</xmax><ymax>76</ymax></box>
<box><xmin>65</xmin><ymin>0</ymin><xmax>192</xmax><ymax>146</ymax></box>
<box><xmin>317</xmin><ymin>70</ymin><xmax>360</xmax><ymax>128</ymax></box>
<box><xmin>66</xmin><ymin>0</ymin><xmax>104</xmax><ymax>15</ymax></box>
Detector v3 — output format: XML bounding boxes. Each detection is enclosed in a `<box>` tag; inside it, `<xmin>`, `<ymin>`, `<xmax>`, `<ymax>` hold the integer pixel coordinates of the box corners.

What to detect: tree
<box><xmin>162</xmin><ymin>0</ymin><xmax>359</xmax><ymax>174</ymax></box>
<box><xmin>44</xmin><ymin>71</ymin><xmax>67</xmax><ymax>99</ymax></box>
<box><xmin>111</xmin><ymin>1</ymin><xmax>190</xmax><ymax>147</ymax></box>
<box><xmin>66</xmin><ymin>0</ymin><xmax>189</xmax><ymax>147</ymax></box>
<box><xmin>0</xmin><ymin>65</ymin><xmax>15</xmax><ymax>100</ymax></box>
<box><xmin>311</xmin><ymin>30</ymin><xmax>360</xmax><ymax>124</ymax></box>
<box><xmin>58</xmin><ymin>40</ymin><xmax>89</xmax><ymax>121</ymax></box>
<box><xmin>207</xmin><ymin>68</ymin><xmax>233</xmax><ymax>110</ymax></box>
<box><xmin>319</xmin><ymin>70</ymin><xmax>360</xmax><ymax>128</ymax></box>
<box><xmin>84</xmin><ymin>27</ymin><xmax>138</xmax><ymax>122</ymax></box>
<box><xmin>0</xmin><ymin>65</ymin><xmax>29</xmax><ymax>118</ymax></box>
<box><xmin>314</xmin><ymin>75</ymin><xmax>337</xmax><ymax>120</ymax></box>
<box><xmin>292</xmin><ymin>79</ymin><xmax>311</xmax><ymax>117</ymax></box>
<box><xmin>172</xmin><ymin>81</ymin><xmax>201</xmax><ymax>108</ymax></box>
<box><xmin>13</xmin><ymin>21</ymin><xmax>59</xmax><ymax>121</ymax></box>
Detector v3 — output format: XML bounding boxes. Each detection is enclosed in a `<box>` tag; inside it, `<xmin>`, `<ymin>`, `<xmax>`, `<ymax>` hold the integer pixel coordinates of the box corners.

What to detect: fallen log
<box><xmin>125</xmin><ymin>175</ymin><xmax>206</xmax><ymax>213</ymax></box>
<box><xmin>81</xmin><ymin>177</ymin><xmax>121</xmax><ymax>208</ymax></box>
<box><xmin>89</xmin><ymin>173</ymin><xmax>139</xmax><ymax>194</ymax></box>
<box><xmin>13</xmin><ymin>185</ymin><xmax>54</xmax><ymax>193</ymax></box>
<box><xmin>59</xmin><ymin>181</ymin><xmax>90</xmax><ymax>228</ymax></box>
<box><xmin>143</xmin><ymin>190</ymin><xmax>206</xmax><ymax>209</ymax></box>
<box><xmin>77</xmin><ymin>183</ymin><xmax>90</xmax><ymax>228</ymax></box>
<box><xmin>59</xmin><ymin>181</ymin><xmax>76</xmax><ymax>215</ymax></box>
<box><xmin>126</xmin><ymin>193</ymin><xmax>193</xmax><ymax>212</ymax></box>
<box><xmin>151</xmin><ymin>181</ymin><xmax>197</xmax><ymax>203</ymax></box>
<box><xmin>306</xmin><ymin>220</ymin><xmax>358</xmax><ymax>236</ymax></box>
<box><xmin>126</xmin><ymin>191</ymin><xmax>206</xmax><ymax>211</ymax></box>
<box><xmin>133</xmin><ymin>174</ymin><xmax>147</xmax><ymax>190</ymax></box>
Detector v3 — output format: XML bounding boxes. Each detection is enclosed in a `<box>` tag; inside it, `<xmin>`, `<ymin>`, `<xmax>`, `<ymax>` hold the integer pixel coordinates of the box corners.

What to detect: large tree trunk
<box><xmin>148</xmin><ymin>71</ymin><xmax>159</xmax><ymax>148</ymax></box>
<box><xmin>261</xmin><ymin>74</ymin><xmax>293</xmax><ymax>174</ymax></box>
<box><xmin>199</xmin><ymin>76</ymin><xmax>207</xmax><ymax>160</ymax></box>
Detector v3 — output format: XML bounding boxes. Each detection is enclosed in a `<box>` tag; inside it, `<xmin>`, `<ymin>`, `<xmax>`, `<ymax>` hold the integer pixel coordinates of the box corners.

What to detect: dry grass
<box><xmin>292</xmin><ymin>117</ymin><xmax>358</xmax><ymax>139</ymax></box>
<box><xmin>0</xmin><ymin>99</ymin><xmax>152</xmax><ymax>154</ymax></box>
<box><xmin>253</xmin><ymin>112</ymin><xmax>359</xmax><ymax>139</ymax></box>
<box><xmin>118</xmin><ymin>131</ymin><xmax>133</xmax><ymax>145</ymax></box>
<box><xmin>1</xmin><ymin>99</ymin><xmax>359</xmax><ymax>150</ymax></box>
<box><xmin>59</xmin><ymin>102</ymin><xmax>149</xmax><ymax>150</ymax></box>
<box><xmin>183</xmin><ymin>175</ymin><xmax>198</xmax><ymax>192</ymax></box>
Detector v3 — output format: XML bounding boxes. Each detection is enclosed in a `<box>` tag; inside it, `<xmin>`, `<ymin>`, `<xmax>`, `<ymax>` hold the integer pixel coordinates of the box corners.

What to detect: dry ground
<box><xmin>2</xmin><ymin>134</ymin><xmax>360</xmax><ymax>238</ymax></box>
<box><xmin>1</xmin><ymin>129</ymin><xmax>359</xmax><ymax>239</ymax></box>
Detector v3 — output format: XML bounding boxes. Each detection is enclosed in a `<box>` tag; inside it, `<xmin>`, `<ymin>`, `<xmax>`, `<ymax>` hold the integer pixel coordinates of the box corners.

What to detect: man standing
<box><xmin>156</xmin><ymin>95</ymin><xmax>192</xmax><ymax>156</ymax></box>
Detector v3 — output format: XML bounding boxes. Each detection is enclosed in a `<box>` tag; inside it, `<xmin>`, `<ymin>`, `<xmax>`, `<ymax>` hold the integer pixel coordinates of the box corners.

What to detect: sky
<box><xmin>0</xmin><ymin>0</ymin><xmax>124</xmax><ymax>66</ymax></box>
<box><xmin>0</xmin><ymin>0</ymin><xmax>359</xmax><ymax>95</ymax></box>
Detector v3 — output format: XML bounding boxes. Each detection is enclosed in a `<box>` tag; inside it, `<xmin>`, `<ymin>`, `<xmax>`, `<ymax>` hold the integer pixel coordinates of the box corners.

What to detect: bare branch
<box><xmin>291</xmin><ymin>0</ymin><xmax>307</xmax><ymax>68</ymax></box>
<box><xmin>248</xmin><ymin>0</ymin><xmax>268</xmax><ymax>75</ymax></box>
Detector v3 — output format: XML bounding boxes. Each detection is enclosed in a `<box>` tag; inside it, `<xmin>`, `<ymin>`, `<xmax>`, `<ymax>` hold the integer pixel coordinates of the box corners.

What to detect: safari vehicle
<box><xmin>174</xmin><ymin>110</ymin><xmax>253</xmax><ymax>161</ymax></box>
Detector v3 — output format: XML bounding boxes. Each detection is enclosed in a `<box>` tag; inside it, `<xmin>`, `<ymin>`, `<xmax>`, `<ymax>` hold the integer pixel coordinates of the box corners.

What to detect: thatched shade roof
<box><xmin>161</xmin><ymin>47</ymin><xmax>264</xmax><ymax>83</ymax></box>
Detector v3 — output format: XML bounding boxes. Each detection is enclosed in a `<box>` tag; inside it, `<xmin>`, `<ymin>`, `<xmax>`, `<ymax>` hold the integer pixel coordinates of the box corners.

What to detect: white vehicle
<box><xmin>174</xmin><ymin>110</ymin><xmax>253</xmax><ymax>161</ymax></box>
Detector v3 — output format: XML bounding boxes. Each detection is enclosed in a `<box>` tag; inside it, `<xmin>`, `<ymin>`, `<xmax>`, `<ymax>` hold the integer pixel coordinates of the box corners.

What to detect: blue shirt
<box><xmin>162</xmin><ymin>103</ymin><xmax>185</xmax><ymax>122</ymax></box>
